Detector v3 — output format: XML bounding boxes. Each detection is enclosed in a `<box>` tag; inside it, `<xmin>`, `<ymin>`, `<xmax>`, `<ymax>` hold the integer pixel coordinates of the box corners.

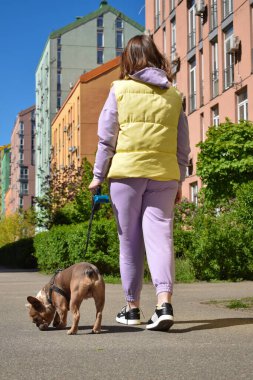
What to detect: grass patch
<box><xmin>175</xmin><ymin>258</ymin><xmax>196</xmax><ymax>283</ymax></box>
<box><xmin>203</xmin><ymin>297</ymin><xmax>253</xmax><ymax>310</ymax></box>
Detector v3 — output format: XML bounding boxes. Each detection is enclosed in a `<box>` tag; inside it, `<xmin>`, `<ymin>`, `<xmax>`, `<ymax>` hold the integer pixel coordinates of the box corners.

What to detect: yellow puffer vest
<box><xmin>107</xmin><ymin>79</ymin><xmax>182</xmax><ymax>181</ymax></box>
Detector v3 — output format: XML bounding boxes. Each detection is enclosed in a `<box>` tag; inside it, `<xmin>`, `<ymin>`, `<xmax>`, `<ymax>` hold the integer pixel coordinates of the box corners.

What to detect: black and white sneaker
<box><xmin>116</xmin><ymin>305</ymin><xmax>141</xmax><ymax>325</ymax></box>
<box><xmin>146</xmin><ymin>303</ymin><xmax>174</xmax><ymax>331</ymax></box>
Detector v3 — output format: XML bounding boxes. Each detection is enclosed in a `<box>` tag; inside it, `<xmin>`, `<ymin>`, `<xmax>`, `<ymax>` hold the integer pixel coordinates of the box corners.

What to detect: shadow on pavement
<box><xmin>170</xmin><ymin>318</ymin><xmax>253</xmax><ymax>333</ymax></box>
<box><xmin>40</xmin><ymin>325</ymin><xmax>143</xmax><ymax>334</ymax></box>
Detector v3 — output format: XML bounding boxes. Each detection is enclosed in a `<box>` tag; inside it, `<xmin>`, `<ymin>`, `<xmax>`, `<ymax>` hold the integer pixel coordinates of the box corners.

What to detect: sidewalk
<box><xmin>0</xmin><ymin>269</ymin><xmax>252</xmax><ymax>380</ymax></box>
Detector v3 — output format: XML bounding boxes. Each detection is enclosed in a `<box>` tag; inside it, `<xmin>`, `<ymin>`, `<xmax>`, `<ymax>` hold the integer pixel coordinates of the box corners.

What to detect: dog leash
<box><xmin>84</xmin><ymin>186</ymin><xmax>110</xmax><ymax>256</ymax></box>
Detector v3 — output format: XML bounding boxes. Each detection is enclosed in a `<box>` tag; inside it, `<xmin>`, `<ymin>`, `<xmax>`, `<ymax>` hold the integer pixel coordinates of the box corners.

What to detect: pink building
<box><xmin>146</xmin><ymin>0</ymin><xmax>253</xmax><ymax>202</ymax></box>
<box><xmin>6</xmin><ymin>106</ymin><xmax>36</xmax><ymax>214</ymax></box>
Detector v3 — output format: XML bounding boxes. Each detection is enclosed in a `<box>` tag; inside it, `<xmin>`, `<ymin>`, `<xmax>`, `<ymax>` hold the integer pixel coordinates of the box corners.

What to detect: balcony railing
<box><xmin>189</xmin><ymin>92</ymin><xmax>196</xmax><ymax>113</ymax></box>
<box><xmin>223</xmin><ymin>65</ymin><xmax>234</xmax><ymax>90</ymax></box>
<box><xmin>188</xmin><ymin>30</ymin><xmax>196</xmax><ymax>51</ymax></box>
<box><xmin>211</xmin><ymin>70</ymin><xmax>219</xmax><ymax>98</ymax></box>
<box><xmin>20</xmin><ymin>190</ymin><xmax>28</xmax><ymax>196</ymax></box>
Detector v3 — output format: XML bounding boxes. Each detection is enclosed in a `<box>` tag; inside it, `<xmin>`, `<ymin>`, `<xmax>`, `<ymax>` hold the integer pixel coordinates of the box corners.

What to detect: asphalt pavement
<box><xmin>0</xmin><ymin>268</ymin><xmax>252</xmax><ymax>380</ymax></box>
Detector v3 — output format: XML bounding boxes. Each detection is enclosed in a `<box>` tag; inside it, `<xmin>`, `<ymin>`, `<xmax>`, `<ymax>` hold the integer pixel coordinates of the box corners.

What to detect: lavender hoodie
<box><xmin>93</xmin><ymin>68</ymin><xmax>191</xmax><ymax>186</ymax></box>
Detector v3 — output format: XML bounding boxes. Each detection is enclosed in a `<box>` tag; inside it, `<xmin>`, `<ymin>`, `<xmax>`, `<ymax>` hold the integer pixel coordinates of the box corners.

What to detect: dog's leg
<box><xmin>92</xmin><ymin>281</ymin><xmax>105</xmax><ymax>334</ymax></box>
<box><xmin>55</xmin><ymin>307</ymin><xmax>68</xmax><ymax>329</ymax></box>
<box><xmin>67</xmin><ymin>296</ymin><xmax>81</xmax><ymax>335</ymax></box>
<box><xmin>53</xmin><ymin>312</ymin><xmax>60</xmax><ymax>328</ymax></box>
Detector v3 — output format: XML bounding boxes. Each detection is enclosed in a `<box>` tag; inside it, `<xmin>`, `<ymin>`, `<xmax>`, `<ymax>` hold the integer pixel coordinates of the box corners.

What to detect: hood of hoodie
<box><xmin>129</xmin><ymin>67</ymin><xmax>169</xmax><ymax>89</ymax></box>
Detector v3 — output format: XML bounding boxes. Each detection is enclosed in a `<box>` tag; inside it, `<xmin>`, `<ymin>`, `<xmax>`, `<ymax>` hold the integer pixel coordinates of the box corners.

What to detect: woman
<box><xmin>89</xmin><ymin>35</ymin><xmax>190</xmax><ymax>331</ymax></box>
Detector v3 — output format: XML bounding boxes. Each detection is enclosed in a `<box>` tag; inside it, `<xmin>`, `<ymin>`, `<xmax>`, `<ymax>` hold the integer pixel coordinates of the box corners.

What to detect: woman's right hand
<box><xmin>88</xmin><ymin>178</ymin><xmax>102</xmax><ymax>194</ymax></box>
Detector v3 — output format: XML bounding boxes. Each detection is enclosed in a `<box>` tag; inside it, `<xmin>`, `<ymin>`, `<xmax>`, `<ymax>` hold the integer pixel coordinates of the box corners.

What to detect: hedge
<box><xmin>0</xmin><ymin>237</ymin><xmax>37</xmax><ymax>269</ymax></box>
<box><xmin>33</xmin><ymin>218</ymin><xmax>120</xmax><ymax>274</ymax></box>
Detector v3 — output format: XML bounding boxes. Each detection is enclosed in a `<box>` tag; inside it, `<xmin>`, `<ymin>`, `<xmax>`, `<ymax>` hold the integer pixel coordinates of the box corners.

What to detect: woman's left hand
<box><xmin>88</xmin><ymin>178</ymin><xmax>103</xmax><ymax>194</ymax></box>
<box><xmin>175</xmin><ymin>188</ymin><xmax>182</xmax><ymax>204</ymax></box>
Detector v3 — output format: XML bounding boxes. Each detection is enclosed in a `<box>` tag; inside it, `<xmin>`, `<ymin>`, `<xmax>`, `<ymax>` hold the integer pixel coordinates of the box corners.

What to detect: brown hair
<box><xmin>119</xmin><ymin>35</ymin><xmax>172</xmax><ymax>80</ymax></box>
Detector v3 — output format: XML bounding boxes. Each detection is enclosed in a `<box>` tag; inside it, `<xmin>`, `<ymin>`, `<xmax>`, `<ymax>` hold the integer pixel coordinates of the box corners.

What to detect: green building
<box><xmin>1</xmin><ymin>146</ymin><xmax>11</xmax><ymax>216</ymax></box>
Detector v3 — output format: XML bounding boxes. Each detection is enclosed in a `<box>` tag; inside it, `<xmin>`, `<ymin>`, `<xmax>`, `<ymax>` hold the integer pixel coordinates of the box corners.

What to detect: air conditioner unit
<box><xmin>195</xmin><ymin>0</ymin><xmax>205</xmax><ymax>15</ymax></box>
<box><xmin>68</xmin><ymin>146</ymin><xmax>77</xmax><ymax>153</ymax></box>
<box><xmin>171</xmin><ymin>52</ymin><xmax>180</xmax><ymax>64</ymax></box>
<box><xmin>63</xmin><ymin>127</ymin><xmax>67</xmax><ymax>132</ymax></box>
<box><xmin>228</xmin><ymin>36</ymin><xmax>240</xmax><ymax>54</ymax></box>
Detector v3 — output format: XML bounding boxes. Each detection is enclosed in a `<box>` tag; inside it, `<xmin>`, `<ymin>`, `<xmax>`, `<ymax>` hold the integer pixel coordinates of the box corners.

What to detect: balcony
<box><xmin>211</xmin><ymin>70</ymin><xmax>219</xmax><ymax>98</ymax></box>
<box><xmin>20</xmin><ymin>190</ymin><xmax>28</xmax><ymax>196</ymax></box>
<box><xmin>19</xmin><ymin>175</ymin><xmax>28</xmax><ymax>181</ymax></box>
<box><xmin>223</xmin><ymin>65</ymin><xmax>234</xmax><ymax>90</ymax></box>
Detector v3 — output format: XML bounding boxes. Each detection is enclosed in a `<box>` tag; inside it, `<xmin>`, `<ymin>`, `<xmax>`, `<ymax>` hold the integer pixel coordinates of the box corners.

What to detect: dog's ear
<box><xmin>27</xmin><ymin>296</ymin><xmax>45</xmax><ymax>312</ymax></box>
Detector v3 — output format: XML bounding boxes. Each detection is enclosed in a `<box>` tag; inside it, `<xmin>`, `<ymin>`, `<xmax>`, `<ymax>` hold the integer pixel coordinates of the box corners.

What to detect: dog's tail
<box><xmin>84</xmin><ymin>265</ymin><xmax>100</xmax><ymax>280</ymax></box>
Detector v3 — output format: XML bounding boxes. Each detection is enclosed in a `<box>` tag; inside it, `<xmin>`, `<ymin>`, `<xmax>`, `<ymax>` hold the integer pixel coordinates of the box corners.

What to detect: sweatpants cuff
<box><xmin>156</xmin><ymin>285</ymin><xmax>173</xmax><ymax>296</ymax></box>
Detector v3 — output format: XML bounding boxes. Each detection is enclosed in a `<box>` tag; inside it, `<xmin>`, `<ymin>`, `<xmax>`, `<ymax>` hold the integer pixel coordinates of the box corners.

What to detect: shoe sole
<box><xmin>116</xmin><ymin>316</ymin><xmax>141</xmax><ymax>325</ymax></box>
<box><xmin>146</xmin><ymin>315</ymin><xmax>174</xmax><ymax>331</ymax></box>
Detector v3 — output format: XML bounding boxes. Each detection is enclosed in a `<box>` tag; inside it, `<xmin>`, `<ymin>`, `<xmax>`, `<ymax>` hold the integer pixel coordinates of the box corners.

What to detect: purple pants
<box><xmin>109</xmin><ymin>178</ymin><xmax>178</xmax><ymax>302</ymax></box>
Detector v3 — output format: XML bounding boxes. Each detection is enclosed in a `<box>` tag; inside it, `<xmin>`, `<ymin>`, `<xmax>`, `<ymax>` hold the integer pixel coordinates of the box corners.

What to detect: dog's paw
<box><xmin>67</xmin><ymin>328</ymin><xmax>78</xmax><ymax>335</ymax></box>
<box><xmin>92</xmin><ymin>329</ymin><xmax>101</xmax><ymax>334</ymax></box>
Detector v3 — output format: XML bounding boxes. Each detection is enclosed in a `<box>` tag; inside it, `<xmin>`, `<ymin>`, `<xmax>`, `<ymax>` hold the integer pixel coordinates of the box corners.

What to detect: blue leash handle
<box><xmin>93</xmin><ymin>194</ymin><xmax>110</xmax><ymax>204</ymax></box>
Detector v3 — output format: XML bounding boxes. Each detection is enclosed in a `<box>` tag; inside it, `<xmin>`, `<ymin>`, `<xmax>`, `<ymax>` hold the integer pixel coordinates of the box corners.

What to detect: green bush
<box><xmin>0</xmin><ymin>238</ymin><xmax>36</xmax><ymax>269</ymax></box>
<box><xmin>188</xmin><ymin>208</ymin><xmax>253</xmax><ymax>281</ymax></box>
<box><xmin>34</xmin><ymin>218</ymin><xmax>120</xmax><ymax>275</ymax></box>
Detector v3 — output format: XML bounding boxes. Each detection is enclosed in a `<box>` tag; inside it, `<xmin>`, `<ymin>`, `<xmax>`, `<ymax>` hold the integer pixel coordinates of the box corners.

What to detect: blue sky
<box><xmin>0</xmin><ymin>0</ymin><xmax>145</xmax><ymax>146</ymax></box>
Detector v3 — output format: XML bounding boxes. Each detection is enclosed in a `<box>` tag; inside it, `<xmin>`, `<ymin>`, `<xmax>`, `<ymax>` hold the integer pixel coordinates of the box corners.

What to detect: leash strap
<box><xmin>83</xmin><ymin>202</ymin><xmax>97</xmax><ymax>256</ymax></box>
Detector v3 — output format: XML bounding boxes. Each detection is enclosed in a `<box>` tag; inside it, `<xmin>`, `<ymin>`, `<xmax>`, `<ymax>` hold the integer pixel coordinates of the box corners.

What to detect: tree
<box><xmin>196</xmin><ymin>119</ymin><xmax>253</xmax><ymax>206</ymax></box>
<box><xmin>35</xmin><ymin>162</ymin><xmax>85</xmax><ymax>229</ymax></box>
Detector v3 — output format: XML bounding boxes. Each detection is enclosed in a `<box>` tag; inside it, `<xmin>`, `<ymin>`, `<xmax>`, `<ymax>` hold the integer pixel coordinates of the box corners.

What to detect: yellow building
<box><xmin>51</xmin><ymin>57</ymin><xmax>120</xmax><ymax>169</ymax></box>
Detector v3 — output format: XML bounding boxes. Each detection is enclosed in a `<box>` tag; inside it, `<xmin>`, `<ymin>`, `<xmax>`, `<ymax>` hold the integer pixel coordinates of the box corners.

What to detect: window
<box><xmin>199</xmin><ymin>50</ymin><xmax>204</xmax><ymax>106</ymax></box>
<box><xmin>97</xmin><ymin>50</ymin><xmax>104</xmax><ymax>64</ymax></box>
<box><xmin>211</xmin><ymin>39</ymin><xmax>219</xmax><ymax>98</ymax></box>
<box><xmin>97</xmin><ymin>15</ymin><xmax>103</xmax><ymax>28</ymax></box>
<box><xmin>19</xmin><ymin>152</ymin><xmax>24</xmax><ymax>164</ymax></box>
<box><xmin>223</xmin><ymin>0</ymin><xmax>233</xmax><ymax>20</ymax></box>
<box><xmin>170</xmin><ymin>0</ymin><xmax>175</xmax><ymax>12</ymax></box>
<box><xmin>189</xmin><ymin>58</ymin><xmax>196</xmax><ymax>113</ymax></box>
<box><xmin>19</xmin><ymin>197</ymin><xmax>23</xmax><ymax>209</ymax></box>
<box><xmin>20</xmin><ymin>167</ymin><xmax>28</xmax><ymax>180</ymax></box>
<box><xmin>116</xmin><ymin>31</ymin><xmax>123</xmax><ymax>49</ymax></box>
<box><xmin>212</xmin><ymin>105</ymin><xmax>219</xmax><ymax>126</ymax></box>
<box><xmin>190</xmin><ymin>182</ymin><xmax>198</xmax><ymax>205</ymax></box>
<box><xmin>115</xmin><ymin>17</ymin><xmax>123</xmax><ymax>29</ymax></box>
<box><xmin>210</xmin><ymin>0</ymin><xmax>218</xmax><ymax>31</ymax></box>
<box><xmin>200</xmin><ymin>113</ymin><xmax>205</xmax><ymax>141</ymax></box>
<box><xmin>237</xmin><ymin>89</ymin><xmax>248</xmax><ymax>121</ymax></box>
<box><xmin>163</xmin><ymin>27</ymin><xmax>167</xmax><ymax>54</ymax></box>
<box><xmin>224</xmin><ymin>26</ymin><xmax>234</xmax><ymax>90</ymax></box>
<box><xmin>20</xmin><ymin>182</ymin><xmax>28</xmax><ymax>196</ymax></box>
<box><xmin>97</xmin><ymin>30</ymin><xmax>104</xmax><ymax>48</ymax></box>
<box><xmin>171</xmin><ymin>18</ymin><xmax>176</xmax><ymax>61</ymax></box>
<box><xmin>155</xmin><ymin>0</ymin><xmax>161</xmax><ymax>29</ymax></box>
<box><xmin>188</xmin><ymin>1</ymin><xmax>196</xmax><ymax>51</ymax></box>
<box><xmin>115</xmin><ymin>16</ymin><xmax>124</xmax><ymax>55</ymax></box>
<box><xmin>186</xmin><ymin>158</ymin><xmax>193</xmax><ymax>177</ymax></box>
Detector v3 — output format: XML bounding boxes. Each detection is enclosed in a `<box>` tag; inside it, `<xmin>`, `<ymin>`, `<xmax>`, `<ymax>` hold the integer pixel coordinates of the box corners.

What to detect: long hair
<box><xmin>119</xmin><ymin>35</ymin><xmax>172</xmax><ymax>80</ymax></box>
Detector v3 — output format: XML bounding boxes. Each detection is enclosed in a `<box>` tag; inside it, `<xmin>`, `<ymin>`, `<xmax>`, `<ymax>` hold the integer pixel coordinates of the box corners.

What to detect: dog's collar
<box><xmin>47</xmin><ymin>269</ymin><xmax>70</xmax><ymax>305</ymax></box>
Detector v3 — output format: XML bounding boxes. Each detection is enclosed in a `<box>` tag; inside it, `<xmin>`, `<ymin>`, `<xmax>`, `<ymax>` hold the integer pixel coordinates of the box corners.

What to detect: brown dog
<box><xmin>26</xmin><ymin>262</ymin><xmax>105</xmax><ymax>335</ymax></box>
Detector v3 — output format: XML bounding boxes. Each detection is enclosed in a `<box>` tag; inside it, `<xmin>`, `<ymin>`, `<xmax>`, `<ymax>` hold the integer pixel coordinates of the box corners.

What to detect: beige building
<box><xmin>51</xmin><ymin>57</ymin><xmax>120</xmax><ymax>169</ymax></box>
<box><xmin>146</xmin><ymin>0</ymin><xmax>253</xmax><ymax>202</ymax></box>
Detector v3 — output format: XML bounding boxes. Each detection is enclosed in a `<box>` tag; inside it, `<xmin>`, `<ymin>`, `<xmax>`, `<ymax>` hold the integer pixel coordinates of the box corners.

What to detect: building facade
<box><xmin>51</xmin><ymin>57</ymin><xmax>120</xmax><ymax>170</ymax></box>
<box><xmin>146</xmin><ymin>0</ymin><xmax>253</xmax><ymax>202</ymax></box>
<box><xmin>5</xmin><ymin>106</ymin><xmax>36</xmax><ymax>215</ymax></box>
<box><xmin>35</xmin><ymin>0</ymin><xmax>144</xmax><ymax>198</ymax></box>
<box><xmin>1</xmin><ymin>146</ymin><xmax>11</xmax><ymax>216</ymax></box>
